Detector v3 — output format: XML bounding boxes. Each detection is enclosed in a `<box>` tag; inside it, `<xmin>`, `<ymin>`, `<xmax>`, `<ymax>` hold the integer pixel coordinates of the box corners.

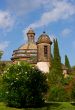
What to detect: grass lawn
<box><xmin>0</xmin><ymin>102</ymin><xmax>23</xmax><ymax>110</ymax></box>
<box><xmin>48</xmin><ymin>102</ymin><xmax>75</xmax><ymax>110</ymax></box>
<box><xmin>0</xmin><ymin>102</ymin><xmax>75</xmax><ymax>110</ymax></box>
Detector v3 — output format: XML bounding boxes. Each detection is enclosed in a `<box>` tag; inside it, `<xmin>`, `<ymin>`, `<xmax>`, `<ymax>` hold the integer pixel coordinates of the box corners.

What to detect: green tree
<box><xmin>0</xmin><ymin>62</ymin><xmax>6</xmax><ymax>74</ymax></box>
<box><xmin>49</xmin><ymin>39</ymin><xmax>63</xmax><ymax>84</ymax></box>
<box><xmin>52</xmin><ymin>39</ymin><xmax>63</xmax><ymax>78</ymax></box>
<box><xmin>48</xmin><ymin>84</ymin><xmax>69</xmax><ymax>102</ymax></box>
<box><xmin>48</xmin><ymin>68</ymin><xmax>68</xmax><ymax>102</ymax></box>
<box><xmin>65</xmin><ymin>55</ymin><xmax>71</xmax><ymax>69</ymax></box>
<box><xmin>0</xmin><ymin>51</ymin><xmax>5</xmax><ymax>74</ymax></box>
<box><xmin>48</xmin><ymin>39</ymin><xmax>65</xmax><ymax>102</ymax></box>
<box><xmin>0</xmin><ymin>51</ymin><xmax>3</xmax><ymax>60</ymax></box>
<box><xmin>50</xmin><ymin>54</ymin><xmax>54</xmax><ymax>69</ymax></box>
<box><xmin>2</xmin><ymin>62</ymin><xmax>48</xmax><ymax>108</ymax></box>
<box><xmin>53</xmin><ymin>39</ymin><xmax>62</xmax><ymax>74</ymax></box>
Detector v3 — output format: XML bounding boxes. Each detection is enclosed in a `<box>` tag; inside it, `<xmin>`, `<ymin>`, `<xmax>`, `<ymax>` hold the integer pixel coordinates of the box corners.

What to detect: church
<box><xmin>11</xmin><ymin>28</ymin><xmax>52</xmax><ymax>73</ymax></box>
<box><xmin>11</xmin><ymin>28</ymin><xmax>68</xmax><ymax>74</ymax></box>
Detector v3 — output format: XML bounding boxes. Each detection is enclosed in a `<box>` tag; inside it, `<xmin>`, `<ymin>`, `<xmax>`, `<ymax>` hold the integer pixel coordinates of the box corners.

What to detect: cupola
<box><xmin>37</xmin><ymin>32</ymin><xmax>52</xmax><ymax>44</ymax></box>
<box><xmin>27</xmin><ymin>28</ymin><xmax>35</xmax><ymax>43</ymax></box>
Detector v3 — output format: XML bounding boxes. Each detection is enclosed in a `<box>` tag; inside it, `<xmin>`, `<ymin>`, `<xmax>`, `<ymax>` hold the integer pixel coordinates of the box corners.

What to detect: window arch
<box><xmin>44</xmin><ymin>46</ymin><xmax>48</xmax><ymax>57</ymax></box>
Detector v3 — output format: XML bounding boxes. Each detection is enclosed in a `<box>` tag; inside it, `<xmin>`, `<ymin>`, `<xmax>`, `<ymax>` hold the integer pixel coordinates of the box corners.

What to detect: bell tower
<box><xmin>37</xmin><ymin>32</ymin><xmax>52</xmax><ymax>62</ymax></box>
<box><xmin>36</xmin><ymin>32</ymin><xmax>52</xmax><ymax>73</ymax></box>
<box><xmin>27</xmin><ymin>28</ymin><xmax>35</xmax><ymax>43</ymax></box>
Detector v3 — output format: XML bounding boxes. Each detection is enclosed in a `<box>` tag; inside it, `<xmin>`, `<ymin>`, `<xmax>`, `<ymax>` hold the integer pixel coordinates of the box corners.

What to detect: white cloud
<box><xmin>6</xmin><ymin>0</ymin><xmax>49</xmax><ymax>16</ymax></box>
<box><xmin>61</xmin><ymin>28</ymin><xmax>71</xmax><ymax>37</ymax></box>
<box><xmin>0</xmin><ymin>41</ymin><xmax>9</xmax><ymax>50</ymax></box>
<box><xmin>23</xmin><ymin>0</ymin><xmax>75</xmax><ymax>35</ymax></box>
<box><xmin>0</xmin><ymin>10</ymin><xmax>15</xmax><ymax>31</ymax></box>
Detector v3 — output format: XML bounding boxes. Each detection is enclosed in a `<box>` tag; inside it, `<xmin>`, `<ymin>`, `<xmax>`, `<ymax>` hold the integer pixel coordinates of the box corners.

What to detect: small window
<box><xmin>44</xmin><ymin>46</ymin><xmax>48</xmax><ymax>57</ymax></box>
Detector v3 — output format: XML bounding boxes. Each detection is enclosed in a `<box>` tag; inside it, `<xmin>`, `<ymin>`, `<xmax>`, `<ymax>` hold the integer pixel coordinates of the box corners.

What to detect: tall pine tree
<box><xmin>53</xmin><ymin>39</ymin><xmax>62</xmax><ymax>74</ymax></box>
<box><xmin>48</xmin><ymin>39</ymin><xmax>63</xmax><ymax>85</ymax></box>
<box><xmin>50</xmin><ymin>54</ymin><xmax>54</xmax><ymax>69</ymax></box>
<box><xmin>48</xmin><ymin>39</ymin><xmax>65</xmax><ymax>102</ymax></box>
<box><xmin>65</xmin><ymin>55</ymin><xmax>71</xmax><ymax>69</ymax></box>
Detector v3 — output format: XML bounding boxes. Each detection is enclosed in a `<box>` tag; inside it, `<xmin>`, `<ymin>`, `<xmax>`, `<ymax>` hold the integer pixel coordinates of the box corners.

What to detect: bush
<box><xmin>0</xmin><ymin>62</ymin><xmax>7</xmax><ymax>74</ymax></box>
<box><xmin>48</xmin><ymin>68</ymin><xmax>69</xmax><ymax>102</ymax></box>
<box><xmin>2</xmin><ymin>62</ymin><xmax>48</xmax><ymax>108</ymax></box>
<box><xmin>48</xmin><ymin>85</ymin><xmax>69</xmax><ymax>102</ymax></box>
<box><xmin>0</xmin><ymin>75</ymin><xmax>5</xmax><ymax>102</ymax></box>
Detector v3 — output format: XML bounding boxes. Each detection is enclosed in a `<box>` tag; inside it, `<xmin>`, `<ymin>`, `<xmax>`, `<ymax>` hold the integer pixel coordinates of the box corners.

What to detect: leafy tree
<box><xmin>2</xmin><ymin>62</ymin><xmax>48</xmax><ymax>108</ymax></box>
<box><xmin>65</xmin><ymin>55</ymin><xmax>71</xmax><ymax>69</ymax></box>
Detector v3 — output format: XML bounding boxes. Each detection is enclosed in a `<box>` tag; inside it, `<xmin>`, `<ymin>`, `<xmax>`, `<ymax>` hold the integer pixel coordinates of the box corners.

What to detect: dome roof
<box><xmin>27</xmin><ymin>28</ymin><xmax>35</xmax><ymax>35</ymax></box>
<box><xmin>18</xmin><ymin>43</ymin><xmax>37</xmax><ymax>50</ymax></box>
<box><xmin>37</xmin><ymin>32</ymin><xmax>52</xmax><ymax>44</ymax></box>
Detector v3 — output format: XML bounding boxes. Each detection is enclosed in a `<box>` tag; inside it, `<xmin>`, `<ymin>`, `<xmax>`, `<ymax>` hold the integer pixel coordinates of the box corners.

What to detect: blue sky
<box><xmin>0</xmin><ymin>0</ymin><xmax>75</xmax><ymax>66</ymax></box>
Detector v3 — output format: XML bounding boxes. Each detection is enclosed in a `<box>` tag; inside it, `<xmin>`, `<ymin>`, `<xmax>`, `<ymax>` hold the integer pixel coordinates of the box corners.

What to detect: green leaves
<box><xmin>53</xmin><ymin>39</ymin><xmax>62</xmax><ymax>74</ymax></box>
<box><xmin>0</xmin><ymin>51</ymin><xmax>3</xmax><ymax>60</ymax></box>
<box><xmin>2</xmin><ymin>62</ymin><xmax>48</xmax><ymax>108</ymax></box>
<box><xmin>65</xmin><ymin>55</ymin><xmax>71</xmax><ymax>69</ymax></box>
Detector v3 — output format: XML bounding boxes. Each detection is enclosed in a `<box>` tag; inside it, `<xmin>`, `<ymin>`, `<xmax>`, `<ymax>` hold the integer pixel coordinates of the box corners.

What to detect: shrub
<box><xmin>48</xmin><ymin>68</ymin><xmax>69</xmax><ymax>102</ymax></box>
<box><xmin>2</xmin><ymin>62</ymin><xmax>48</xmax><ymax>108</ymax></box>
<box><xmin>48</xmin><ymin>85</ymin><xmax>69</xmax><ymax>102</ymax></box>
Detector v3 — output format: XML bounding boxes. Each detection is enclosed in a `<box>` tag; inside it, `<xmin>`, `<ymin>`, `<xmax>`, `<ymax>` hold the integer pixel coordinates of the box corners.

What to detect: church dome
<box><xmin>27</xmin><ymin>28</ymin><xmax>35</xmax><ymax>35</ymax></box>
<box><xmin>19</xmin><ymin>43</ymin><xmax>37</xmax><ymax>50</ymax></box>
<box><xmin>37</xmin><ymin>32</ymin><xmax>52</xmax><ymax>44</ymax></box>
<box><xmin>11</xmin><ymin>28</ymin><xmax>37</xmax><ymax>63</ymax></box>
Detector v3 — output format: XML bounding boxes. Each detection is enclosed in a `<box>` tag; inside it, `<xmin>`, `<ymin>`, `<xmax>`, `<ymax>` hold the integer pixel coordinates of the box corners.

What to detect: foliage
<box><xmin>72</xmin><ymin>66</ymin><xmax>75</xmax><ymax>70</ymax></box>
<box><xmin>0</xmin><ymin>51</ymin><xmax>3</xmax><ymax>60</ymax></box>
<box><xmin>70</xmin><ymin>77</ymin><xmax>75</xmax><ymax>102</ymax></box>
<box><xmin>0</xmin><ymin>51</ymin><xmax>5</xmax><ymax>74</ymax></box>
<box><xmin>71</xmin><ymin>66</ymin><xmax>75</xmax><ymax>76</ymax></box>
<box><xmin>62</xmin><ymin>76</ymin><xmax>72</xmax><ymax>85</ymax></box>
<box><xmin>65</xmin><ymin>55</ymin><xmax>71</xmax><ymax>69</ymax></box>
<box><xmin>0</xmin><ymin>62</ymin><xmax>7</xmax><ymax>74</ymax></box>
<box><xmin>47</xmin><ymin>74</ymin><xmax>70</xmax><ymax>102</ymax></box>
<box><xmin>48</xmin><ymin>39</ymin><xmax>65</xmax><ymax>102</ymax></box>
<box><xmin>49</xmin><ymin>39</ymin><xmax>64</xmax><ymax>83</ymax></box>
<box><xmin>53</xmin><ymin>39</ymin><xmax>62</xmax><ymax>74</ymax></box>
<box><xmin>0</xmin><ymin>75</ymin><xmax>6</xmax><ymax>102</ymax></box>
<box><xmin>50</xmin><ymin>54</ymin><xmax>54</xmax><ymax>69</ymax></box>
<box><xmin>48</xmin><ymin>84</ymin><xmax>68</xmax><ymax>102</ymax></box>
<box><xmin>48</xmin><ymin>68</ymin><xmax>63</xmax><ymax>85</ymax></box>
<box><xmin>48</xmin><ymin>69</ymin><xmax>73</xmax><ymax>102</ymax></box>
<box><xmin>2</xmin><ymin>62</ymin><xmax>48</xmax><ymax>108</ymax></box>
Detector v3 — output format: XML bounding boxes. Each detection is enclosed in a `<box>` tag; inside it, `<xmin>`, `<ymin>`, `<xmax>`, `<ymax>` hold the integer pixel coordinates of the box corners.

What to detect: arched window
<box><xmin>44</xmin><ymin>46</ymin><xmax>48</xmax><ymax>57</ymax></box>
<box><xmin>28</xmin><ymin>35</ymin><xmax>34</xmax><ymax>43</ymax></box>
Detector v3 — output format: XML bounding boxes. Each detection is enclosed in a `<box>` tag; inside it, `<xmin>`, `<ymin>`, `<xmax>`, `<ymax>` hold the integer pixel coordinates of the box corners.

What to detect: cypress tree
<box><xmin>48</xmin><ymin>39</ymin><xmax>63</xmax><ymax>85</ymax></box>
<box><xmin>65</xmin><ymin>55</ymin><xmax>71</xmax><ymax>69</ymax></box>
<box><xmin>48</xmin><ymin>39</ymin><xmax>65</xmax><ymax>102</ymax></box>
<box><xmin>50</xmin><ymin>54</ymin><xmax>54</xmax><ymax>69</ymax></box>
<box><xmin>53</xmin><ymin>39</ymin><xmax>62</xmax><ymax>74</ymax></box>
